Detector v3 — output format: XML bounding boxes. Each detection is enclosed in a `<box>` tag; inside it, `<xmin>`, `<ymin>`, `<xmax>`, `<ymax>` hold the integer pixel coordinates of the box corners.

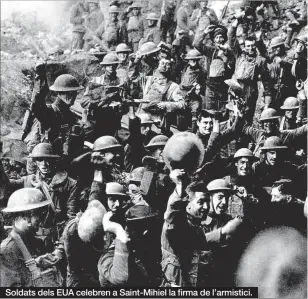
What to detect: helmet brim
<box><xmin>106</xmin><ymin>192</ymin><xmax>129</xmax><ymax>197</ymax></box>
<box><xmin>92</xmin><ymin>144</ymin><xmax>123</xmax><ymax>152</ymax></box>
<box><xmin>49</xmin><ymin>85</ymin><xmax>84</xmax><ymax>92</ymax></box>
<box><xmin>259</xmin><ymin>116</ymin><xmax>280</xmax><ymax>121</ymax></box>
<box><xmin>184</xmin><ymin>56</ymin><xmax>203</xmax><ymax>60</ymax></box>
<box><xmin>2</xmin><ymin>199</ymin><xmax>52</xmax><ymax>213</ymax></box>
<box><xmin>280</xmin><ymin>105</ymin><xmax>299</xmax><ymax>110</ymax></box>
<box><xmin>100</xmin><ymin>61</ymin><xmax>120</xmax><ymax>65</ymax></box>
<box><xmin>261</xmin><ymin>146</ymin><xmax>288</xmax><ymax>151</ymax></box>
<box><xmin>140</xmin><ymin>47</ymin><xmax>160</xmax><ymax>56</ymax></box>
<box><xmin>28</xmin><ymin>154</ymin><xmax>61</xmax><ymax>159</ymax></box>
<box><xmin>145</xmin><ymin>142</ymin><xmax>167</xmax><ymax>148</ymax></box>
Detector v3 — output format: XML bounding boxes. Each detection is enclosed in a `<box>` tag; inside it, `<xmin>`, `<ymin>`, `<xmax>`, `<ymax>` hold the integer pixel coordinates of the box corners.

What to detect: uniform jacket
<box><xmin>161</xmin><ymin>189</ymin><xmax>213</xmax><ymax>287</ymax></box>
<box><xmin>0</xmin><ymin>230</ymin><xmax>46</xmax><ymax>287</ymax></box>
<box><xmin>70</xmin><ymin>2</ymin><xmax>88</xmax><ymax>33</ymax></box>
<box><xmin>84</xmin><ymin>9</ymin><xmax>105</xmax><ymax>41</ymax></box>
<box><xmin>127</xmin><ymin>16</ymin><xmax>144</xmax><ymax>43</ymax></box>
<box><xmin>102</xmin><ymin>20</ymin><xmax>128</xmax><ymax>51</ymax></box>
<box><xmin>141</xmin><ymin>26</ymin><xmax>161</xmax><ymax>46</ymax></box>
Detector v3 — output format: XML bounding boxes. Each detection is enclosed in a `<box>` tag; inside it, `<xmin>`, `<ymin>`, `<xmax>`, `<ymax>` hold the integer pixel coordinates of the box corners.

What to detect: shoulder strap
<box><xmin>10</xmin><ymin>230</ymin><xmax>33</xmax><ymax>262</ymax></box>
<box><xmin>162</xmin><ymin>80</ymin><xmax>173</xmax><ymax>102</ymax></box>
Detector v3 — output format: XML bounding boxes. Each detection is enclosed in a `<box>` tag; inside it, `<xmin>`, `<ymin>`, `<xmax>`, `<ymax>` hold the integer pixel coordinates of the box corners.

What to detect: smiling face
<box><xmin>214</xmin><ymin>34</ymin><xmax>225</xmax><ymax>45</ymax></box>
<box><xmin>235</xmin><ymin>157</ymin><xmax>252</xmax><ymax>176</ymax></box>
<box><xmin>262</xmin><ymin>119</ymin><xmax>278</xmax><ymax>134</ymax></box>
<box><xmin>295</xmin><ymin>40</ymin><xmax>305</xmax><ymax>54</ymax></box>
<box><xmin>187</xmin><ymin>191</ymin><xmax>209</xmax><ymax>220</ymax></box>
<box><xmin>152</xmin><ymin>146</ymin><xmax>165</xmax><ymax>163</ymax></box>
<box><xmin>197</xmin><ymin>116</ymin><xmax>213</xmax><ymax>135</ymax></box>
<box><xmin>285</xmin><ymin>109</ymin><xmax>297</xmax><ymax>120</ymax></box>
<box><xmin>107</xmin><ymin>195</ymin><xmax>128</xmax><ymax>214</ymax></box>
<box><xmin>58</xmin><ymin>91</ymin><xmax>78</xmax><ymax>106</ymax></box>
<box><xmin>211</xmin><ymin>191</ymin><xmax>230</xmax><ymax>215</ymax></box>
<box><xmin>158</xmin><ymin>58</ymin><xmax>171</xmax><ymax>74</ymax></box>
<box><xmin>117</xmin><ymin>52</ymin><xmax>129</xmax><ymax>63</ymax></box>
<box><xmin>245</xmin><ymin>39</ymin><xmax>257</xmax><ymax>56</ymax></box>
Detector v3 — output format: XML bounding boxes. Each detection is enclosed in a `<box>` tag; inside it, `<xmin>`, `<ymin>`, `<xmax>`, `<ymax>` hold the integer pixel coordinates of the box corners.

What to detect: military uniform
<box><xmin>127</xmin><ymin>15</ymin><xmax>145</xmax><ymax>52</ymax></box>
<box><xmin>101</xmin><ymin>20</ymin><xmax>128</xmax><ymax>51</ymax></box>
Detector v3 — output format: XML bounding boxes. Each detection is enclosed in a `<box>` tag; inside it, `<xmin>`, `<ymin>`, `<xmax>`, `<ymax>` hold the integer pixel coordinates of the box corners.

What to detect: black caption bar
<box><xmin>0</xmin><ymin>287</ymin><xmax>258</xmax><ymax>298</ymax></box>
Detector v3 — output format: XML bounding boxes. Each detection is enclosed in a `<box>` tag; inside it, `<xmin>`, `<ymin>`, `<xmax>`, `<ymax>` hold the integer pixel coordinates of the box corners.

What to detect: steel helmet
<box><xmin>207</xmin><ymin>179</ymin><xmax>233</xmax><ymax>192</ymax></box>
<box><xmin>261</xmin><ymin>136</ymin><xmax>288</xmax><ymax>151</ymax></box>
<box><xmin>28</xmin><ymin>143</ymin><xmax>60</xmax><ymax>159</ymax></box>
<box><xmin>2</xmin><ymin>188</ymin><xmax>51</xmax><ymax>213</ymax></box>
<box><xmin>185</xmin><ymin>49</ymin><xmax>203</xmax><ymax>60</ymax></box>
<box><xmin>145</xmin><ymin>135</ymin><xmax>168</xmax><ymax>149</ymax></box>
<box><xmin>92</xmin><ymin>136</ymin><xmax>122</xmax><ymax>152</ymax></box>
<box><xmin>139</xmin><ymin>42</ymin><xmax>160</xmax><ymax>56</ymax></box>
<box><xmin>146</xmin><ymin>12</ymin><xmax>160</xmax><ymax>20</ymax></box>
<box><xmin>269</xmin><ymin>36</ymin><xmax>285</xmax><ymax>49</ymax></box>
<box><xmin>259</xmin><ymin>108</ymin><xmax>280</xmax><ymax>122</ymax></box>
<box><xmin>129</xmin><ymin>167</ymin><xmax>145</xmax><ymax>183</ymax></box>
<box><xmin>100</xmin><ymin>53</ymin><xmax>120</xmax><ymax>65</ymax></box>
<box><xmin>225</xmin><ymin>79</ymin><xmax>243</xmax><ymax>94</ymax></box>
<box><xmin>86</xmin><ymin>0</ymin><xmax>99</xmax><ymax>3</ymax></box>
<box><xmin>234</xmin><ymin>148</ymin><xmax>254</xmax><ymax>159</ymax></box>
<box><xmin>109</xmin><ymin>5</ymin><xmax>120</xmax><ymax>13</ymax></box>
<box><xmin>163</xmin><ymin>132</ymin><xmax>204</xmax><ymax>173</ymax></box>
<box><xmin>280</xmin><ymin>97</ymin><xmax>299</xmax><ymax>110</ymax></box>
<box><xmin>115</xmin><ymin>43</ymin><xmax>132</xmax><ymax>53</ymax></box>
<box><xmin>49</xmin><ymin>74</ymin><xmax>84</xmax><ymax>92</ymax></box>
<box><xmin>106</xmin><ymin>182</ymin><xmax>128</xmax><ymax>196</ymax></box>
<box><xmin>136</xmin><ymin>113</ymin><xmax>153</xmax><ymax>125</ymax></box>
<box><xmin>130</xmin><ymin>2</ymin><xmax>143</xmax><ymax>9</ymax></box>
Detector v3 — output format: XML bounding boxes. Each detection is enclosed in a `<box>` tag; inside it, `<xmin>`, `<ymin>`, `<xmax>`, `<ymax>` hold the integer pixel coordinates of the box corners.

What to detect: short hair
<box><xmin>197</xmin><ymin>110</ymin><xmax>213</xmax><ymax>122</ymax></box>
<box><xmin>186</xmin><ymin>181</ymin><xmax>208</xmax><ymax>194</ymax></box>
<box><xmin>245</xmin><ymin>35</ymin><xmax>256</xmax><ymax>44</ymax></box>
<box><xmin>272</xmin><ymin>179</ymin><xmax>293</xmax><ymax>195</ymax></box>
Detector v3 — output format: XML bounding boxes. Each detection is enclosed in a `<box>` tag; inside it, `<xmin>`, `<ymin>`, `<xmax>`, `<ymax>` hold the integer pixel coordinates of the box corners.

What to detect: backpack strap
<box><xmin>10</xmin><ymin>231</ymin><xmax>42</xmax><ymax>284</ymax></box>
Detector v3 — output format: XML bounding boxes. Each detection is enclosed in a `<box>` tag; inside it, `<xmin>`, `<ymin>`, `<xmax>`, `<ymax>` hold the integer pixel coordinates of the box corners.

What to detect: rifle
<box><xmin>219</xmin><ymin>0</ymin><xmax>231</xmax><ymax>23</ymax></box>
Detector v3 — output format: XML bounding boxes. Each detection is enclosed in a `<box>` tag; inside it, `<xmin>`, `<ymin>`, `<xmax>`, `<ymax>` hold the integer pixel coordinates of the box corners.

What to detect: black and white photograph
<box><xmin>0</xmin><ymin>0</ymin><xmax>307</xmax><ymax>298</ymax></box>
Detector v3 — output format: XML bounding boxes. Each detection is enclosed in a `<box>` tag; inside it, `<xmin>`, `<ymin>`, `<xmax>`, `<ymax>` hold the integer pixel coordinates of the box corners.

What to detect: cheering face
<box><xmin>268</xmin><ymin>46</ymin><xmax>282</xmax><ymax>60</ymax></box>
<box><xmin>187</xmin><ymin>192</ymin><xmax>209</xmax><ymax>220</ymax></box>
<box><xmin>35</xmin><ymin>158</ymin><xmax>54</xmax><ymax>177</ymax></box>
<box><xmin>105</xmin><ymin>64</ymin><xmax>117</xmax><ymax>75</ymax></box>
<box><xmin>235</xmin><ymin>157</ymin><xmax>252</xmax><ymax>176</ymax></box>
<box><xmin>132</xmin><ymin>8</ymin><xmax>139</xmax><ymax>16</ymax></box>
<box><xmin>188</xmin><ymin>59</ymin><xmax>198</xmax><ymax>68</ymax></box>
<box><xmin>158</xmin><ymin>58</ymin><xmax>171</xmax><ymax>74</ymax></box>
<box><xmin>244</xmin><ymin>40</ymin><xmax>256</xmax><ymax>56</ymax></box>
<box><xmin>265</xmin><ymin>150</ymin><xmax>277</xmax><ymax>166</ymax></box>
<box><xmin>117</xmin><ymin>52</ymin><xmax>129</xmax><ymax>63</ymax></box>
<box><xmin>197</xmin><ymin>116</ymin><xmax>213</xmax><ymax>135</ymax></box>
<box><xmin>214</xmin><ymin>34</ymin><xmax>225</xmax><ymax>45</ymax></box>
<box><xmin>211</xmin><ymin>191</ymin><xmax>229</xmax><ymax>215</ymax></box>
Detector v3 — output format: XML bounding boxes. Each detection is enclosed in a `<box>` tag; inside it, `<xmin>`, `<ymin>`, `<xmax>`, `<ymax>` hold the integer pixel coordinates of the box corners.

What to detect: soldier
<box><xmin>161</xmin><ymin>174</ymin><xmax>211</xmax><ymax>286</ymax></box>
<box><xmin>266</xmin><ymin>36</ymin><xmax>297</xmax><ymax>110</ymax></box>
<box><xmin>126</xmin><ymin>2</ymin><xmax>144</xmax><ymax>52</ymax></box>
<box><xmin>81</xmin><ymin>53</ymin><xmax>125</xmax><ymax>141</ymax></box>
<box><xmin>129</xmin><ymin>42</ymin><xmax>160</xmax><ymax>93</ymax></box>
<box><xmin>127</xmin><ymin>167</ymin><xmax>148</xmax><ymax>206</ymax></box>
<box><xmin>242</xmin><ymin>108</ymin><xmax>307</xmax><ymax>156</ymax></box>
<box><xmin>179</xmin><ymin>49</ymin><xmax>206</xmax><ymax>132</ymax></box>
<box><xmin>101</xmin><ymin>6</ymin><xmax>128</xmax><ymax>51</ymax></box>
<box><xmin>136</xmin><ymin>57</ymin><xmax>186</xmax><ymax>131</ymax></box>
<box><xmin>193</xmin><ymin>25</ymin><xmax>235</xmax><ymax>111</ymax></box>
<box><xmin>202</xmin><ymin>179</ymin><xmax>244</xmax><ymax>286</ymax></box>
<box><xmin>228</xmin><ymin>19</ymin><xmax>271</xmax><ymax>123</ymax></box>
<box><xmin>5</xmin><ymin>143</ymin><xmax>79</xmax><ymax>246</ymax></box>
<box><xmin>124</xmin><ymin>107</ymin><xmax>157</xmax><ymax>172</ymax></box>
<box><xmin>83</xmin><ymin>0</ymin><xmax>105</xmax><ymax>51</ymax></box>
<box><xmin>0</xmin><ymin>188</ymin><xmax>56</xmax><ymax>287</ymax></box>
<box><xmin>223</xmin><ymin>148</ymin><xmax>258</xmax><ymax>220</ymax></box>
<box><xmin>191</xmin><ymin>0</ymin><xmax>218</xmax><ymax>36</ymax></box>
<box><xmin>115</xmin><ymin>43</ymin><xmax>132</xmax><ymax>85</ymax></box>
<box><xmin>31</xmin><ymin>74</ymin><xmax>84</xmax><ymax>165</ymax></box>
<box><xmin>70</xmin><ymin>0</ymin><xmax>89</xmax><ymax>50</ymax></box>
<box><xmin>280</xmin><ymin>97</ymin><xmax>300</xmax><ymax>130</ymax></box>
<box><xmin>160</xmin><ymin>0</ymin><xmax>177</xmax><ymax>43</ymax></box>
<box><xmin>139</xmin><ymin>13</ymin><xmax>162</xmax><ymax>47</ymax></box>
<box><xmin>267</xmin><ymin>179</ymin><xmax>306</xmax><ymax>235</ymax></box>
<box><xmin>252</xmin><ymin>136</ymin><xmax>298</xmax><ymax>189</ymax></box>
<box><xmin>98</xmin><ymin>205</ymin><xmax>162</xmax><ymax>286</ymax></box>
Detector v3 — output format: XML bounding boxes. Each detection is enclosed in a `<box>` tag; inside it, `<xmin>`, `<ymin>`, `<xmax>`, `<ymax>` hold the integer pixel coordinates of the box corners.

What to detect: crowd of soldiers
<box><xmin>0</xmin><ymin>0</ymin><xmax>307</xmax><ymax>297</ymax></box>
